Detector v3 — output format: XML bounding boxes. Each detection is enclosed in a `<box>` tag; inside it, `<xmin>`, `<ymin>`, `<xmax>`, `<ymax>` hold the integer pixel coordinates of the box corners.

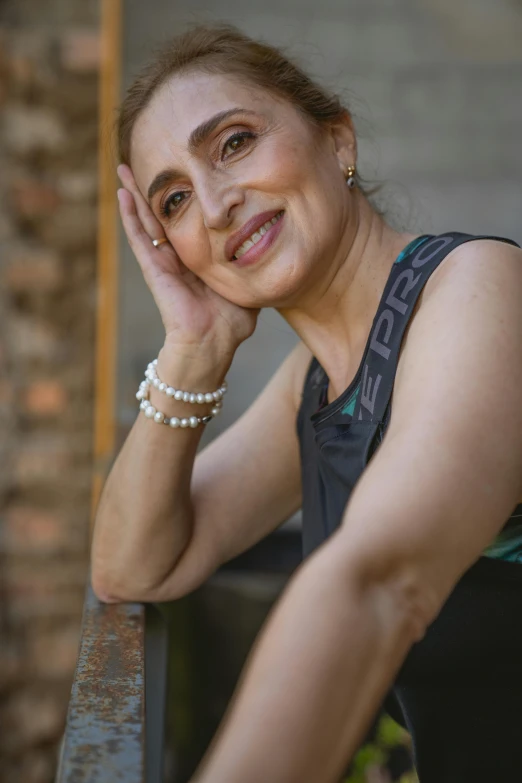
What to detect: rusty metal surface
<box><xmin>57</xmin><ymin>582</ymin><xmax>146</xmax><ymax>783</ymax></box>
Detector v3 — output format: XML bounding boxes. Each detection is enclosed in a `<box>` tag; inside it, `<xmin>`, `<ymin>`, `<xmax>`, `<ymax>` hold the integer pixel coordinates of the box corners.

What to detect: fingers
<box><xmin>117</xmin><ymin>163</ymin><xmax>165</xmax><ymax>244</ymax></box>
<box><xmin>117</xmin><ymin>187</ymin><xmax>181</xmax><ymax>281</ymax></box>
<box><xmin>117</xmin><ymin>187</ymin><xmax>156</xmax><ymax>259</ymax></box>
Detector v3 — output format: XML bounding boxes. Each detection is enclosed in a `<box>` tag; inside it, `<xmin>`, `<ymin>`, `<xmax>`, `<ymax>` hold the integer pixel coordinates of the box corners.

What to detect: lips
<box><xmin>225</xmin><ymin>209</ymin><xmax>284</xmax><ymax>262</ymax></box>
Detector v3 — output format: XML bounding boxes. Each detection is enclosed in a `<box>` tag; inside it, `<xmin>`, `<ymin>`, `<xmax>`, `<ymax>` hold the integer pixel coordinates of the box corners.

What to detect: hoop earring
<box><xmin>346</xmin><ymin>165</ymin><xmax>356</xmax><ymax>189</ymax></box>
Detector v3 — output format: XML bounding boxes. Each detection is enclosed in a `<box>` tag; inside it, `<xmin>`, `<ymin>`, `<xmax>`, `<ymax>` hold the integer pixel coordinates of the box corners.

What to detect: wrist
<box><xmin>163</xmin><ymin>328</ymin><xmax>239</xmax><ymax>364</ymax></box>
<box><xmin>157</xmin><ymin>343</ymin><xmax>232</xmax><ymax>391</ymax></box>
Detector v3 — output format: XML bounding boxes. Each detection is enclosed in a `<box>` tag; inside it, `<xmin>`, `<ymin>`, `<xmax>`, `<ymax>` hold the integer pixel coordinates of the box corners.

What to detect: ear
<box><xmin>329</xmin><ymin>111</ymin><xmax>357</xmax><ymax>176</ymax></box>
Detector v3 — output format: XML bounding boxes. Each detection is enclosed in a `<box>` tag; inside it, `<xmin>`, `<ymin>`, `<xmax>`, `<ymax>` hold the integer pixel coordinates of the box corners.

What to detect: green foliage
<box><xmin>345</xmin><ymin>743</ymin><xmax>386</xmax><ymax>782</ymax></box>
<box><xmin>342</xmin><ymin>714</ymin><xmax>418</xmax><ymax>783</ymax></box>
<box><xmin>376</xmin><ymin>714</ymin><xmax>411</xmax><ymax>748</ymax></box>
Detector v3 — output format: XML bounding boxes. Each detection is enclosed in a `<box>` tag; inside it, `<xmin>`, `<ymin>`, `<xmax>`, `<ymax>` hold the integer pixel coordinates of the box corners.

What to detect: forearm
<box><xmin>193</xmin><ymin>542</ymin><xmax>421</xmax><ymax>783</ymax></box>
<box><xmin>91</xmin><ymin>346</ymin><xmax>229</xmax><ymax>601</ymax></box>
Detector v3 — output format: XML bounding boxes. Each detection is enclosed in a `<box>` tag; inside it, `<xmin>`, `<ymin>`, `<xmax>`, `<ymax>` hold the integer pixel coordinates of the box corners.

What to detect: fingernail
<box><xmin>117</xmin><ymin>188</ymin><xmax>123</xmax><ymax>203</ymax></box>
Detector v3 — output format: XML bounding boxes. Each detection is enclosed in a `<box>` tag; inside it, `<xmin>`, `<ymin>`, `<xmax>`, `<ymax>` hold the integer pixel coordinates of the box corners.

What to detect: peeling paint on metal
<box><xmin>56</xmin><ymin>583</ymin><xmax>146</xmax><ymax>783</ymax></box>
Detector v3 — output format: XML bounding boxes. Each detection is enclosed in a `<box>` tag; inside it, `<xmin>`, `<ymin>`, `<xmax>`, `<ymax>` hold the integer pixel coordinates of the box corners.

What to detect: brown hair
<box><xmin>117</xmin><ymin>23</ymin><xmax>350</xmax><ymax>166</ymax></box>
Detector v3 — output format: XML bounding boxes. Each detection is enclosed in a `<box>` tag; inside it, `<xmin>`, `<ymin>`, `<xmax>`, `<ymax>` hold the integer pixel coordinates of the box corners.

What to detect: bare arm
<box><xmin>91</xmin><ymin>340</ymin><xmax>309</xmax><ymax>603</ymax></box>
<box><xmin>92</xmin><ymin>164</ymin><xmax>308</xmax><ymax>603</ymax></box>
<box><xmin>190</xmin><ymin>240</ymin><xmax>522</xmax><ymax>783</ymax></box>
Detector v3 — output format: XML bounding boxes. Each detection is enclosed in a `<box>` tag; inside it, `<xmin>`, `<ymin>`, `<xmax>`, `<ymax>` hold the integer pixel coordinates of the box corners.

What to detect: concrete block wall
<box><xmin>118</xmin><ymin>0</ymin><xmax>522</xmax><ymax>439</ymax></box>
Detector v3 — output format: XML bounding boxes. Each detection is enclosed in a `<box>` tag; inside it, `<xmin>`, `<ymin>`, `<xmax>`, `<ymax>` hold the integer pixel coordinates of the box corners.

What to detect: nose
<box><xmin>197</xmin><ymin>175</ymin><xmax>245</xmax><ymax>230</ymax></box>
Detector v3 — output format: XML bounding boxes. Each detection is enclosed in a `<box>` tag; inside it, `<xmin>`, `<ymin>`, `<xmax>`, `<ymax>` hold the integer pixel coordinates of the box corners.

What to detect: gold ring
<box><xmin>152</xmin><ymin>237</ymin><xmax>168</xmax><ymax>248</ymax></box>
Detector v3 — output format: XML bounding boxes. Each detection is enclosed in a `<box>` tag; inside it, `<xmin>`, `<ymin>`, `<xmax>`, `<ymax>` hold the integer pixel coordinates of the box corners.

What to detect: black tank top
<box><xmin>297</xmin><ymin>232</ymin><xmax>522</xmax><ymax>561</ymax></box>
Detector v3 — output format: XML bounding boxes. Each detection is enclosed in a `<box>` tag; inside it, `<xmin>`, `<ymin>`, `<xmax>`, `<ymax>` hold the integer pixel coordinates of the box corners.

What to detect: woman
<box><xmin>91</xmin><ymin>24</ymin><xmax>522</xmax><ymax>783</ymax></box>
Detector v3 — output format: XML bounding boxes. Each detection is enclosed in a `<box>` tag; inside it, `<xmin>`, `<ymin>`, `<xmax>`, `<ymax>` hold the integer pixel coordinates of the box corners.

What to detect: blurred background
<box><xmin>0</xmin><ymin>0</ymin><xmax>521</xmax><ymax>781</ymax></box>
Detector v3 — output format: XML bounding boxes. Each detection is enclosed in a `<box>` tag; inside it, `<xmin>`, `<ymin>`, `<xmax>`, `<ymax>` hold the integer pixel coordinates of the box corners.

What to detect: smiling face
<box><xmin>130</xmin><ymin>71</ymin><xmax>358</xmax><ymax>309</ymax></box>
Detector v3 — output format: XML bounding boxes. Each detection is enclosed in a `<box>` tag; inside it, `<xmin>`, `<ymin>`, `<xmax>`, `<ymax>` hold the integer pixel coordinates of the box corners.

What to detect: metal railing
<box><xmin>57</xmin><ymin>525</ymin><xmax>302</xmax><ymax>782</ymax></box>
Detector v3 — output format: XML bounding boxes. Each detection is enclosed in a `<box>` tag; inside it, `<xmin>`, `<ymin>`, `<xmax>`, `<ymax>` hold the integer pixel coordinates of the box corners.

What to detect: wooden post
<box><xmin>91</xmin><ymin>0</ymin><xmax>122</xmax><ymax>530</ymax></box>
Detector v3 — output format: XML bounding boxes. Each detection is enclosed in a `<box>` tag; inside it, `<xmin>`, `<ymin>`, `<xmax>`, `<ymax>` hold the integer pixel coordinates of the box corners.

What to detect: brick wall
<box><xmin>0</xmin><ymin>2</ymin><xmax>100</xmax><ymax>781</ymax></box>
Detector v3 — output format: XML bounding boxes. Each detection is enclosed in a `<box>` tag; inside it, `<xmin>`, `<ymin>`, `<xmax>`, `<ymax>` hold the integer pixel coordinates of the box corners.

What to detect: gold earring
<box><xmin>346</xmin><ymin>165</ymin><xmax>356</xmax><ymax>189</ymax></box>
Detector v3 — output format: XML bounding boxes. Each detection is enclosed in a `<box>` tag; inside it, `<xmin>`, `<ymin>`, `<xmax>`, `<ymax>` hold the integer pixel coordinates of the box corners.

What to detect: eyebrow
<box><xmin>147</xmin><ymin>107</ymin><xmax>258</xmax><ymax>203</ymax></box>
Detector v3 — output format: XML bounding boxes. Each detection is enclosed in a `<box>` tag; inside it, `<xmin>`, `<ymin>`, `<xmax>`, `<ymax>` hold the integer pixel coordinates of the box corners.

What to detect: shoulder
<box><xmin>392</xmin><ymin>235</ymin><xmax>522</xmax><ymax>429</ymax></box>
<box><xmin>401</xmin><ymin>236</ymin><xmax>522</xmax><ymax>357</ymax></box>
<box><xmin>422</xmin><ymin>235</ymin><xmax>522</xmax><ymax>301</ymax></box>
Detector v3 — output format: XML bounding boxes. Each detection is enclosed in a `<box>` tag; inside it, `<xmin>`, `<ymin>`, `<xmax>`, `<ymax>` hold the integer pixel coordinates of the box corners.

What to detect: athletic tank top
<box><xmin>297</xmin><ymin>232</ymin><xmax>522</xmax><ymax>563</ymax></box>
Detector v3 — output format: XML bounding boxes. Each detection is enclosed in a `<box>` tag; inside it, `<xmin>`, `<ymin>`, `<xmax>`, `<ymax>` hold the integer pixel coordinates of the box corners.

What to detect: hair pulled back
<box><xmin>117</xmin><ymin>24</ymin><xmax>350</xmax><ymax>165</ymax></box>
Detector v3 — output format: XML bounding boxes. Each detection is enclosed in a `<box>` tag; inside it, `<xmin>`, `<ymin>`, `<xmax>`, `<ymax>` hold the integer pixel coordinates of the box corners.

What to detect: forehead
<box><xmin>131</xmin><ymin>72</ymin><xmax>289</xmax><ymax>175</ymax></box>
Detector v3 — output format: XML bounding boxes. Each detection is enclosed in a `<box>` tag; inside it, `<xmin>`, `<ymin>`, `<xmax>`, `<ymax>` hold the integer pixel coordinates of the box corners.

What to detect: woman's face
<box><xmin>130</xmin><ymin>71</ymin><xmax>357</xmax><ymax>309</ymax></box>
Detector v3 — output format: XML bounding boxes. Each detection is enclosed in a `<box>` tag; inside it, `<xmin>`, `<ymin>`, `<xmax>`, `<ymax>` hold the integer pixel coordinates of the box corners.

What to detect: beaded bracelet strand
<box><xmin>138</xmin><ymin>398</ymin><xmax>215</xmax><ymax>428</ymax></box>
<box><xmin>136</xmin><ymin>357</ymin><xmax>226</xmax><ymax>429</ymax></box>
<box><xmin>144</xmin><ymin>359</ymin><xmax>227</xmax><ymax>404</ymax></box>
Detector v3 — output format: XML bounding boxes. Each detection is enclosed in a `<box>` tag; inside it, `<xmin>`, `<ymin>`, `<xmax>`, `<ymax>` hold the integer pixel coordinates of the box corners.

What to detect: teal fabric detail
<box><xmin>483</xmin><ymin>520</ymin><xmax>522</xmax><ymax>563</ymax></box>
<box><xmin>341</xmin><ymin>384</ymin><xmax>360</xmax><ymax>416</ymax></box>
<box><xmin>395</xmin><ymin>234</ymin><xmax>431</xmax><ymax>264</ymax></box>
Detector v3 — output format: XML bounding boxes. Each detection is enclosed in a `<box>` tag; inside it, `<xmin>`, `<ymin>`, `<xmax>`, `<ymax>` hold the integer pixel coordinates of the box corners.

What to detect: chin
<box><xmin>229</xmin><ymin>264</ymin><xmax>310</xmax><ymax>310</ymax></box>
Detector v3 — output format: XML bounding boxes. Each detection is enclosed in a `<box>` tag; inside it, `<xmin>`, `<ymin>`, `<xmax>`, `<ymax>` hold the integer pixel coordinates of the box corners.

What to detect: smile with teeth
<box><xmin>232</xmin><ymin>211</ymin><xmax>284</xmax><ymax>260</ymax></box>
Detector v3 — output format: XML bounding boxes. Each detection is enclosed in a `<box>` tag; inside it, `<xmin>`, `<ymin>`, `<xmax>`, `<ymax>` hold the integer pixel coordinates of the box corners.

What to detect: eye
<box><xmin>222</xmin><ymin>131</ymin><xmax>255</xmax><ymax>159</ymax></box>
<box><xmin>160</xmin><ymin>190</ymin><xmax>188</xmax><ymax>218</ymax></box>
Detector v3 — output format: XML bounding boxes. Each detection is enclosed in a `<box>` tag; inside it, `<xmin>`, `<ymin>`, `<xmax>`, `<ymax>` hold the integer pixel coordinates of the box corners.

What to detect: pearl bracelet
<box><xmin>143</xmin><ymin>358</ymin><xmax>227</xmax><ymax>404</ymax></box>
<box><xmin>138</xmin><ymin>398</ymin><xmax>216</xmax><ymax>428</ymax></box>
<box><xmin>136</xmin><ymin>357</ymin><xmax>225</xmax><ymax>429</ymax></box>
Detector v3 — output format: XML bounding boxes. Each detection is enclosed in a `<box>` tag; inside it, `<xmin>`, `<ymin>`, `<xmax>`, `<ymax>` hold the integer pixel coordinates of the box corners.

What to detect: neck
<box><xmin>278</xmin><ymin>193</ymin><xmax>420</xmax><ymax>400</ymax></box>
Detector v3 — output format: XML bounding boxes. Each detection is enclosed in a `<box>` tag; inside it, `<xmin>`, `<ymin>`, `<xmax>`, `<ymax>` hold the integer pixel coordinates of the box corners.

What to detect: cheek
<box><xmin>261</xmin><ymin>138</ymin><xmax>338</xmax><ymax>229</ymax></box>
<box><xmin>171</xmin><ymin>225</ymin><xmax>210</xmax><ymax>272</ymax></box>
<box><xmin>261</xmin><ymin>138</ymin><xmax>309</xmax><ymax>189</ymax></box>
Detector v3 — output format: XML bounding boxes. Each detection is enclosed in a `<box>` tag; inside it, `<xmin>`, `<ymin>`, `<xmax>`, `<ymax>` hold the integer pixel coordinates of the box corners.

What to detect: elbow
<box><xmin>90</xmin><ymin>534</ymin><xmax>162</xmax><ymax>604</ymax></box>
<box><xmin>91</xmin><ymin>577</ymin><xmax>152</xmax><ymax>604</ymax></box>
<box><xmin>368</xmin><ymin>564</ymin><xmax>439</xmax><ymax>646</ymax></box>
<box><xmin>334</xmin><ymin>537</ymin><xmax>442</xmax><ymax>645</ymax></box>
<box><xmin>90</xmin><ymin>560</ymin><xmax>183</xmax><ymax>604</ymax></box>
<box><xmin>90</xmin><ymin>564</ymin><xmax>147</xmax><ymax>604</ymax></box>
<box><xmin>91</xmin><ymin>569</ymin><xmax>126</xmax><ymax>604</ymax></box>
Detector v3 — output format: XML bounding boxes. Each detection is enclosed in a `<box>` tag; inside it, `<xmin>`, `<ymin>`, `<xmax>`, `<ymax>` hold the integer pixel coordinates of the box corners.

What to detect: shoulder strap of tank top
<box><xmin>352</xmin><ymin>232</ymin><xmax>519</xmax><ymax>424</ymax></box>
